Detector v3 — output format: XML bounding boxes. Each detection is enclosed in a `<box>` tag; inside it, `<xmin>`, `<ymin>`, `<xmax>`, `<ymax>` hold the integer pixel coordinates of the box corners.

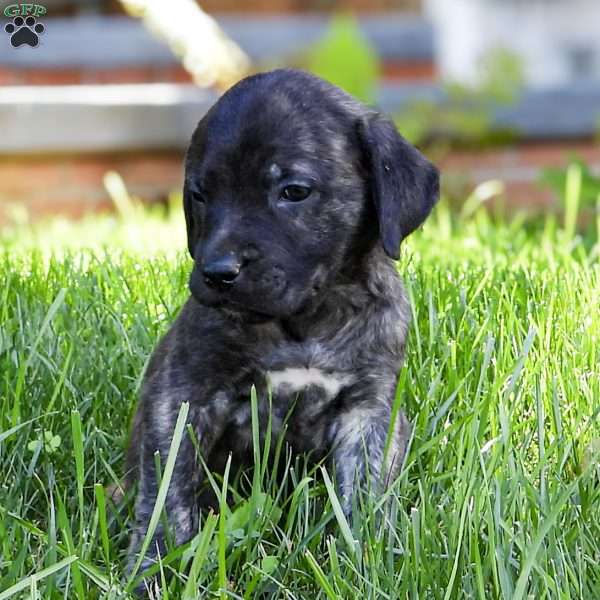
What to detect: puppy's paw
<box><xmin>127</xmin><ymin>555</ymin><xmax>161</xmax><ymax>598</ymax></box>
<box><xmin>105</xmin><ymin>481</ymin><xmax>126</xmax><ymax>504</ymax></box>
<box><xmin>134</xmin><ymin>576</ymin><xmax>162</xmax><ymax>599</ymax></box>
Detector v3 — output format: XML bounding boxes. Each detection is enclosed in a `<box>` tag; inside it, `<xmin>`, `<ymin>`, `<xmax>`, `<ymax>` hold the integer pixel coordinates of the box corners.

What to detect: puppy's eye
<box><xmin>190</xmin><ymin>190</ymin><xmax>206</xmax><ymax>204</ymax></box>
<box><xmin>281</xmin><ymin>184</ymin><xmax>311</xmax><ymax>202</ymax></box>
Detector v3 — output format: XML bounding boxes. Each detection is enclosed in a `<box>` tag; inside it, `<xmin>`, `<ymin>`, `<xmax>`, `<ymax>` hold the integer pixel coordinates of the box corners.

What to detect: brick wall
<box><xmin>0</xmin><ymin>66</ymin><xmax>192</xmax><ymax>86</ymax></box>
<box><xmin>441</xmin><ymin>142</ymin><xmax>600</xmax><ymax>209</ymax></box>
<box><xmin>0</xmin><ymin>152</ymin><xmax>184</xmax><ymax>221</ymax></box>
<box><xmin>3</xmin><ymin>142</ymin><xmax>599</xmax><ymax>224</ymax></box>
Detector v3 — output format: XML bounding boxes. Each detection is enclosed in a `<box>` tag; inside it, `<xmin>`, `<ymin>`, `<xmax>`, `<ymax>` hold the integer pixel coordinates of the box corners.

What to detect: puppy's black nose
<box><xmin>202</xmin><ymin>256</ymin><xmax>241</xmax><ymax>289</ymax></box>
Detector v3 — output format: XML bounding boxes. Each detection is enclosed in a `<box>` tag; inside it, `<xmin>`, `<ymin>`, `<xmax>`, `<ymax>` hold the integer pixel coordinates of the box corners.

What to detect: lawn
<box><xmin>0</xmin><ymin>191</ymin><xmax>599</xmax><ymax>599</ymax></box>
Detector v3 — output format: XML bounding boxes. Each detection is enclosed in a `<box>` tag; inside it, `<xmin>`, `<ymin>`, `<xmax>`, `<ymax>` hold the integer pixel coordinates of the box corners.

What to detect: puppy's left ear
<box><xmin>358</xmin><ymin>113</ymin><xmax>439</xmax><ymax>259</ymax></box>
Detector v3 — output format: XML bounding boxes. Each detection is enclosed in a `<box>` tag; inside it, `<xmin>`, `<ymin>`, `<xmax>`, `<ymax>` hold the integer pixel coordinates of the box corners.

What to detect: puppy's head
<box><xmin>184</xmin><ymin>69</ymin><xmax>438</xmax><ymax>320</ymax></box>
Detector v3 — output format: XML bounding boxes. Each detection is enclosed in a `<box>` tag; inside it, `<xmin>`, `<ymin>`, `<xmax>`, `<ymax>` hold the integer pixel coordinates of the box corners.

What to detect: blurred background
<box><xmin>1</xmin><ymin>0</ymin><xmax>600</xmax><ymax>225</ymax></box>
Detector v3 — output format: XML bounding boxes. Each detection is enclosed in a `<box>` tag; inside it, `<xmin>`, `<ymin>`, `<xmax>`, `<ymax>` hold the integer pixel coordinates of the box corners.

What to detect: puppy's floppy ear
<box><xmin>183</xmin><ymin>179</ymin><xmax>200</xmax><ymax>259</ymax></box>
<box><xmin>358</xmin><ymin>113</ymin><xmax>439</xmax><ymax>259</ymax></box>
<box><xmin>183</xmin><ymin>118</ymin><xmax>209</xmax><ymax>259</ymax></box>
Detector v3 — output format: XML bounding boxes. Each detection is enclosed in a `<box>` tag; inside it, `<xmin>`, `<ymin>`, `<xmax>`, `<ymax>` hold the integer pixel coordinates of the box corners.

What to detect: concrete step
<box><xmin>2</xmin><ymin>81</ymin><xmax>599</xmax><ymax>154</ymax></box>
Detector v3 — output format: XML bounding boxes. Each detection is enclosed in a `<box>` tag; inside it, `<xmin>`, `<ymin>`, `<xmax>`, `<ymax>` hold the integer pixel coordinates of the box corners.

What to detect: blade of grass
<box><xmin>563</xmin><ymin>163</ymin><xmax>581</xmax><ymax>241</ymax></box>
<box><xmin>93</xmin><ymin>483</ymin><xmax>110</xmax><ymax>567</ymax></box>
<box><xmin>127</xmin><ymin>401</ymin><xmax>190</xmax><ymax>586</ymax></box>
<box><xmin>218</xmin><ymin>453</ymin><xmax>232</xmax><ymax>599</ymax></box>
<box><xmin>182</xmin><ymin>511</ymin><xmax>218</xmax><ymax>599</ymax></box>
<box><xmin>12</xmin><ymin>288</ymin><xmax>66</xmax><ymax>426</ymax></box>
<box><xmin>0</xmin><ymin>555</ymin><xmax>79</xmax><ymax>600</ymax></box>
<box><xmin>320</xmin><ymin>467</ymin><xmax>359</xmax><ymax>560</ymax></box>
<box><xmin>0</xmin><ymin>413</ymin><xmax>56</xmax><ymax>444</ymax></box>
<box><xmin>56</xmin><ymin>494</ymin><xmax>85</xmax><ymax>600</ymax></box>
<box><xmin>305</xmin><ymin>549</ymin><xmax>339</xmax><ymax>600</ymax></box>
<box><xmin>70</xmin><ymin>410</ymin><xmax>85</xmax><ymax>543</ymax></box>
<box><xmin>512</xmin><ymin>477</ymin><xmax>581</xmax><ymax>600</ymax></box>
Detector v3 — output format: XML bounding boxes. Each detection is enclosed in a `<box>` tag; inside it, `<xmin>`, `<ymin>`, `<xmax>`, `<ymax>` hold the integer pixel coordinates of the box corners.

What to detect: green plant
<box><xmin>304</xmin><ymin>13</ymin><xmax>379</xmax><ymax>104</ymax></box>
<box><xmin>540</xmin><ymin>157</ymin><xmax>600</xmax><ymax>209</ymax></box>
<box><xmin>396</xmin><ymin>47</ymin><xmax>524</xmax><ymax>147</ymax></box>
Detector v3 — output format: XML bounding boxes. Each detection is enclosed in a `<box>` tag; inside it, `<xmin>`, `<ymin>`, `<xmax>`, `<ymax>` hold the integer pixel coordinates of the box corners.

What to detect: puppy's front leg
<box><xmin>329</xmin><ymin>385</ymin><xmax>411</xmax><ymax>517</ymax></box>
<box><xmin>128</xmin><ymin>391</ymin><xmax>232</xmax><ymax>582</ymax></box>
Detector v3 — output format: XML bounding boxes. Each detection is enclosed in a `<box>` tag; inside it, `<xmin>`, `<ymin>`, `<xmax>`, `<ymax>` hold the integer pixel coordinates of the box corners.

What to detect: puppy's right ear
<box><xmin>183</xmin><ymin>119</ymin><xmax>209</xmax><ymax>259</ymax></box>
<box><xmin>358</xmin><ymin>113</ymin><xmax>439</xmax><ymax>259</ymax></box>
<box><xmin>183</xmin><ymin>179</ymin><xmax>201</xmax><ymax>259</ymax></box>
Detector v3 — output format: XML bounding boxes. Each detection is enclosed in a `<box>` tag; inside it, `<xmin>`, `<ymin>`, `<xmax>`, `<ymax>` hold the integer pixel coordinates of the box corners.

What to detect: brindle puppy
<box><xmin>126</xmin><ymin>68</ymin><xmax>439</xmax><ymax>587</ymax></box>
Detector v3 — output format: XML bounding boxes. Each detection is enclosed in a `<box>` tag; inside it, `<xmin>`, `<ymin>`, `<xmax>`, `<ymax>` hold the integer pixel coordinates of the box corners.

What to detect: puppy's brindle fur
<box><xmin>126</xmin><ymin>69</ymin><xmax>439</xmax><ymax>580</ymax></box>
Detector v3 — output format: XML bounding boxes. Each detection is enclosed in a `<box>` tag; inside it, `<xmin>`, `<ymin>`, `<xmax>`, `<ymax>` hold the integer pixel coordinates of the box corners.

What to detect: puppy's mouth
<box><xmin>190</xmin><ymin>288</ymin><xmax>277</xmax><ymax>318</ymax></box>
<box><xmin>219</xmin><ymin>303</ymin><xmax>277</xmax><ymax>324</ymax></box>
<box><xmin>214</xmin><ymin>297</ymin><xmax>280</xmax><ymax>322</ymax></box>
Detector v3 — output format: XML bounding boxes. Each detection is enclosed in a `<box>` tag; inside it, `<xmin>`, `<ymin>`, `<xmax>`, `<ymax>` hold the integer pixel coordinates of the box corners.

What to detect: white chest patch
<box><xmin>267</xmin><ymin>367</ymin><xmax>353</xmax><ymax>397</ymax></box>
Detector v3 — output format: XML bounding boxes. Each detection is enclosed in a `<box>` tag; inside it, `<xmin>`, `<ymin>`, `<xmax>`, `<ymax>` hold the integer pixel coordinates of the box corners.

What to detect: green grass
<box><xmin>0</xmin><ymin>190</ymin><xmax>599</xmax><ymax>598</ymax></box>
